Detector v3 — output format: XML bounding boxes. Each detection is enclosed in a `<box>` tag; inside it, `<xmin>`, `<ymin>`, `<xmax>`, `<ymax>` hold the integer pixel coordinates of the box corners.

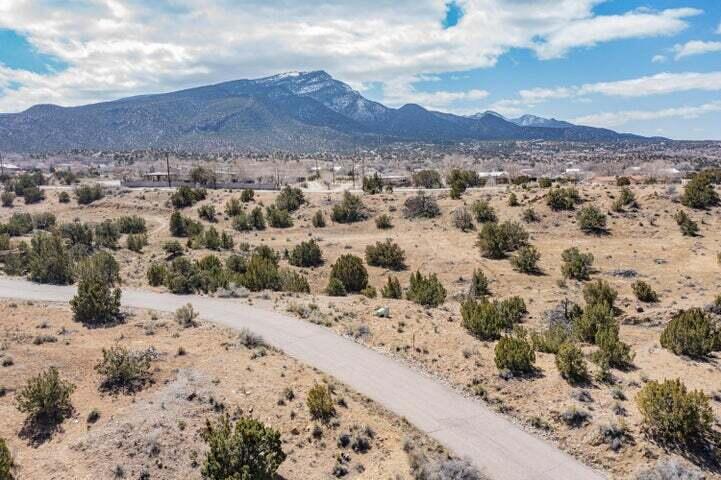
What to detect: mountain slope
<box><xmin>0</xmin><ymin>71</ymin><xmax>652</xmax><ymax>152</ymax></box>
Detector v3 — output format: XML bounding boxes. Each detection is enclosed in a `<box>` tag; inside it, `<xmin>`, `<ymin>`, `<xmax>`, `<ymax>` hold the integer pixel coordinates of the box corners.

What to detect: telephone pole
<box><xmin>165</xmin><ymin>152</ymin><xmax>171</xmax><ymax>188</ymax></box>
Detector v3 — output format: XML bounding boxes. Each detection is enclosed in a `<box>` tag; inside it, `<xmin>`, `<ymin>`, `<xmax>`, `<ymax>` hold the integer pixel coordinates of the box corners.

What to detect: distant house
<box><xmin>143</xmin><ymin>171</ymin><xmax>180</xmax><ymax>182</ymax></box>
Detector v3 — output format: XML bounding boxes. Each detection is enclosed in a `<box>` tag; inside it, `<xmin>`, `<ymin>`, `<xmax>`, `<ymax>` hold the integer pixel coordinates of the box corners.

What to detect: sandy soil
<box><xmin>2</xmin><ymin>181</ymin><xmax>721</xmax><ymax>478</ymax></box>
<box><xmin>0</xmin><ymin>301</ymin><xmax>444</xmax><ymax>480</ymax></box>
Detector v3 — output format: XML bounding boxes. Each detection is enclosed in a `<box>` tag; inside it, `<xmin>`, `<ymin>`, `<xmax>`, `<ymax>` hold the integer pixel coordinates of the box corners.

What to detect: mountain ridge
<box><xmin>0</xmin><ymin>70</ymin><xmax>659</xmax><ymax>152</ymax></box>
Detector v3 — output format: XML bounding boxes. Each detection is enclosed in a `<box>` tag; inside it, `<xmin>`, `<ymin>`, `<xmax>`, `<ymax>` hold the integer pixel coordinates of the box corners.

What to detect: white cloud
<box><xmin>533</xmin><ymin>7</ymin><xmax>701</xmax><ymax>59</ymax></box>
<box><xmin>572</xmin><ymin>100</ymin><xmax>721</xmax><ymax>128</ymax></box>
<box><xmin>672</xmin><ymin>40</ymin><xmax>721</xmax><ymax>59</ymax></box>
<box><xmin>488</xmin><ymin>71</ymin><xmax>721</xmax><ymax>113</ymax></box>
<box><xmin>0</xmin><ymin>0</ymin><xmax>703</xmax><ymax>112</ymax></box>
<box><xmin>718</xmin><ymin>21</ymin><xmax>721</xmax><ymax>34</ymax></box>
<box><xmin>652</xmin><ymin>54</ymin><xmax>667</xmax><ymax>63</ymax></box>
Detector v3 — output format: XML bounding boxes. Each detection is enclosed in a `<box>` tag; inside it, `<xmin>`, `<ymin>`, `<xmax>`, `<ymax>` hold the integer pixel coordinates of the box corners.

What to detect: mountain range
<box><xmin>0</xmin><ymin>70</ymin><xmax>658</xmax><ymax>152</ymax></box>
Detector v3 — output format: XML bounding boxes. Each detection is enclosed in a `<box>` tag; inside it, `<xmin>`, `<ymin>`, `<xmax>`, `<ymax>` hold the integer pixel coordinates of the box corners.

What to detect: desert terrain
<box><xmin>1</xmin><ymin>177</ymin><xmax>720</xmax><ymax>479</ymax></box>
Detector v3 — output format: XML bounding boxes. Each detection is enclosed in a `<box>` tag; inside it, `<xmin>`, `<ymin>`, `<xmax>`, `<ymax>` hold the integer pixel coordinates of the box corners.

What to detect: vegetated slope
<box><xmin>0</xmin><ymin>70</ymin><xmax>651</xmax><ymax>152</ymax></box>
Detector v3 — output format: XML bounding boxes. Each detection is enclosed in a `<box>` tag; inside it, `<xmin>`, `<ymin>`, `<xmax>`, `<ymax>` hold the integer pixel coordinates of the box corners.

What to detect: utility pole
<box><xmin>165</xmin><ymin>152</ymin><xmax>171</xmax><ymax>188</ymax></box>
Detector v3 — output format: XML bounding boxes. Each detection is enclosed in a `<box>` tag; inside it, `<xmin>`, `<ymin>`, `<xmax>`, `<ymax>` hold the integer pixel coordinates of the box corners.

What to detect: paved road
<box><xmin>0</xmin><ymin>277</ymin><xmax>605</xmax><ymax>480</ymax></box>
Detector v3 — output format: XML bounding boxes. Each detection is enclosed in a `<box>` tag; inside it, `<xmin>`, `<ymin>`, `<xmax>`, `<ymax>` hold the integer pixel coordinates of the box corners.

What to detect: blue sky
<box><xmin>1</xmin><ymin>0</ymin><xmax>720</xmax><ymax>139</ymax></box>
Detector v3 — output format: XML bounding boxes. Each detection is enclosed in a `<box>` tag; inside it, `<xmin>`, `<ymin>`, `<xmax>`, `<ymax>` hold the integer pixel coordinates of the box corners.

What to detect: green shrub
<box><xmin>198</xmin><ymin>204</ymin><xmax>217</xmax><ymax>222</ymax></box>
<box><xmin>365</xmin><ymin>239</ymin><xmax>406</xmax><ymax>270</ymax></box>
<box><xmin>510</xmin><ymin>245</ymin><xmax>541</xmax><ymax>274</ymax></box>
<box><xmin>583</xmin><ymin>279</ymin><xmax>617</xmax><ymax>308</ymax></box>
<box><xmin>289</xmin><ymin>240</ymin><xmax>323</xmax><ymax>267</ymax></box>
<box><xmin>326</xmin><ymin>277</ymin><xmax>347</xmax><ymax>296</ymax></box>
<box><xmin>147</xmin><ymin>263</ymin><xmax>167</xmax><ymax>286</ymax></box>
<box><xmin>126</xmin><ymin>233</ymin><xmax>148</xmax><ymax>253</ymax></box>
<box><xmin>616</xmin><ymin>176</ymin><xmax>631</xmax><ymax>186</ymax></box>
<box><xmin>1</xmin><ymin>191</ymin><xmax>15</xmax><ymax>207</ymax></box>
<box><xmin>94</xmin><ymin>220</ymin><xmax>120</xmax><ymax>249</ymax></box>
<box><xmin>278</xmin><ymin>269</ymin><xmax>310</xmax><ymax>293</ymax></box>
<box><xmin>576</xmin><ymin>205</ymin><xmax>607</xmax><ymax>233</ymax></box>
<box><xmin>312</xmin><ymin>210</ymin><xmax>326</xmax><ymax>228</ymax></box>
<box><xmin>221</xmin><ymin>231</ymin><xmax>234</xmax><ymax>251</ymax></box>
<box><xmin>249</xmin><ymin>206</ymin><xmax>266</xmax><ymax>230</ymax></box>
<box><xmin>673</xmin><ymin>210</ymin><xmax>698</xmax><ymax>236</ymax></box>
<box><xmin>403</xmin><ymin>191</ymin><xmax>440</xmax><ymax>219</ymax></box>
<box><xmin>22</xmin><ymin>186</ymin><xmax>45</xmax><ymax>204</ymax></box>
<box><xmin>681</xmin><ymin>175</ymin><xmax>719</xmax><ymax>209</ymax></box>
<box><xmin>27</xmin><ymin>210</ymin><xmax>53</xmax><ymax>236</ymax></box>
<box><xmin>189</xmin><ymin>166</ymin><xmax>217</xmax><ymax>186</ymax></box>
<box><xmin>636</xmin><ymin>379</ymin><xmax>713</xmax><ymax>444</ymax></box>
<box><xmin>660</xmin><ymin>308</ymin><xmax>720</xmax><ymax>358</ymax></box>
<box><xmin>470</xmin><ymin>199</ymin><xmax>496</xmax><ymax>223</ymax></box>
<box><xmin>497</xmin><ymin>296</ymin><xmax>527</xmax><ymax>324</ymax></box>
<box><xmin>412</xmin><ymin>169</ymin><xmax>442</xmax><ymax>189</ymax></box>
<box><xmin>28</xmin><ymin>233</ymin><xmax>73</xmax><ymax>285</ymax></box>
<box><xmin>0</xmin><ymin>437</ymin><xmax>13</xmax><ymax>479</ymax></box>
<box><xmin>495</xmin><ymin>333</ymin><xmax>535</xmax><ymax>374</ymax></box>
<box><xmin>461</xmin><ymin>298</ymin><xmax>506</xmax><ymax>340</ymax></box>
<box><xmin>240</xmin><ymin>255</ymin><xmax>280</xmax><ymax>292</ymax></box>
<box><xmin>547</xmin><ymin>187</ymin><xmax>580</xmax><ymax>211</ymax></box>
<box><xmin>58</xmin><ymin>191</ymin><xmax>70</xmax><ymax>203</ymax></box>
<box><xmin>362</xmin><ymin>173</ymin><xmax>384</xmax><ymax>194</ymax></box>
<box><xmin>0</xmin><ymin>234</ymin><xmax>9</xmax><ymax>250</ymax></box>
<box><xmin>406</xmin><ymin>271</ymin><xmax>446</xmax><ymax>307</ymax></box>
<box><xmin>70</xmin><ymin>256</ymin><xmax>122</xmax><ymax>326</ymax></box>
<box><xmin>361</xmin><ymin>285</ymin><xmax>377</xmax><ymax>298</ymax></box>
<box><xmin>632</xmin><ymin>281</ymin><xmax>658</xmax><ymax>302</ymax></box>
<box><xmin>612</xmin><ymin>187</ymin><xmax>637</xmax><ymax>212</ymax></box>
<box><xmin>375</xmin><ymin>214</ymin><xmax>393</xmax><ymax>229</ymax></box>
<box><xmin>6</xmin><ymin>212</ymin><xmax>33</xmax><ymax>236</ymax></box>
<box><xmin>95</xmin><ymin>346</ymin><xmax>151</xmax><ymax>393</ymax></box>
<box><xmin>240</xmin><ymin>188</ymin><xmax>255</xmax><ymax>203</ymax></box>
<box><xmin>115</xmin><ymin>215</ymin><xmax>146</xmax><ymax>234</ymax></box>
<box><xmin>226</xmin><ymin>254</ymin><xmax>247</xmax><ymax>274</ymax></box>
<box><xmin>265</xmin><ymin>205</ymin><xmax>293</xmax><ymax>228</ymax></box>
<box><xmin>75</xmin><ymin>184</ymin><xmax>104</xmax><ymax>205</ymax></box>
<box><xmin>232</xmin><ymin>212</ymin><xmax>251</xmax><ymax>232</ymax></box>
<box><xmin>476</xmin><ymin>221</ymin><xmax>528</xmax><ymax>259</ymax></box>
<box><xmin>224</xmin><ymin>197</ymin><xmax>243</xmax><ymax>216</ymax></box>
<box><xmin>162</xmin><ymin>240</ymin><xmax>184</xmax><ymax>258</ymax></box>
<box><xmin>531</xmin><ymin>324</ymin><xmax>569</xmax><ymax>354</ymax></box>
<box><xmin>468</xmin><ymin>269</ymin><xmax>489</xmax><ymax>298</ymax></box>
<box><xmin>573</xmin><ymin>302</ymin><xmax>614</xmax><ymax>343</ymax></box>
<box><xmin>381</xmin><ymin>276</ymin><xmax>402</xmax><ymax>299</ymax></box>
<box><xmin>329</xmin><ymin>254</ymin><xmax>368</xmax><ymax>293</ymax></box>
<box><xmin>331</xmin><ymin>191</ymin><xmax>367</xmax><ymax>223</ymax></box>
<box><xmin>521</xmin><ymin>208</ymin><xmax>539</xmax><ymax>223</ymax></box>
<box><xmin>170</xmin><ymin>186</ymin><xmax>205</xmax><ymax>209</ymax></box>
<box><xmin>59</xmin><ymin>221</ymin><xmax>93</xmax><ymax>249</ymax></box>
<box><xmin>275</xmin><ymin>185</ymin><xmax>305</xmax><ymax>212</ymax></box>
<box><xmin>593</xmin><ymin>322</ymin><xmax>634</xmax><ymax>369</ymax></box>
<box><xmin>507</xmin><ymin>192</ymin><xmax>519</xmax><ymax>207</ymax></box>
<box><xmin>538</xmin><ymin>178</ymin><xmax>553</xmax><ymax>188</ymax></box>
<box><xmin>555</xmin><ymin>343</ymin><xmax>588</xmax><ymax>383</ymax></box>
<box><xmin>169</xmin><ymin>211</ymin><xmax>203</xmax><ymax>237</ymax></box>
<box><xmin>201</xmin><ymin>226</ymin><xmax>222</xmax><ymax>250</ymax></box>
<box><xmin>16</xmin><ymin>367</ymin><xmax>75</xmax><ymax>427</ymax></box>
<box><xmin>451</xmin><ymin>207</ymin><xmax>474</xmax><ymax>231</ymax></box>
<box><xmin>449</xmin><ymin>178</ymin><xmax>465</xmax><ymax>199</ymax></box>
<box><xmin>201</xmin><ymin>414</ymin><xmax>285</xmax><ymax>480</ymax></box>
<box><xmin>560</xmin><ymin>247</ymin><xmax>593</xmax><ymax>280</ymax></box>
<box><xmin>446</xmin><ymin>169</ymin><xmax>481</xmax><ymax>190</ymax></box>
<box><xmin>307</xmin><ymin>383</ymin><xmax>335</xmax><ymax>421</ymax></box>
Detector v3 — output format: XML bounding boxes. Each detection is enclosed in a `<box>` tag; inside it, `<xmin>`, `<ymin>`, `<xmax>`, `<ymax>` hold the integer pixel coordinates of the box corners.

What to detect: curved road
<box><xmin>0</xmin><ymin>277</ymin><xmax>605</xmax><ymax>480</ymax></box>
